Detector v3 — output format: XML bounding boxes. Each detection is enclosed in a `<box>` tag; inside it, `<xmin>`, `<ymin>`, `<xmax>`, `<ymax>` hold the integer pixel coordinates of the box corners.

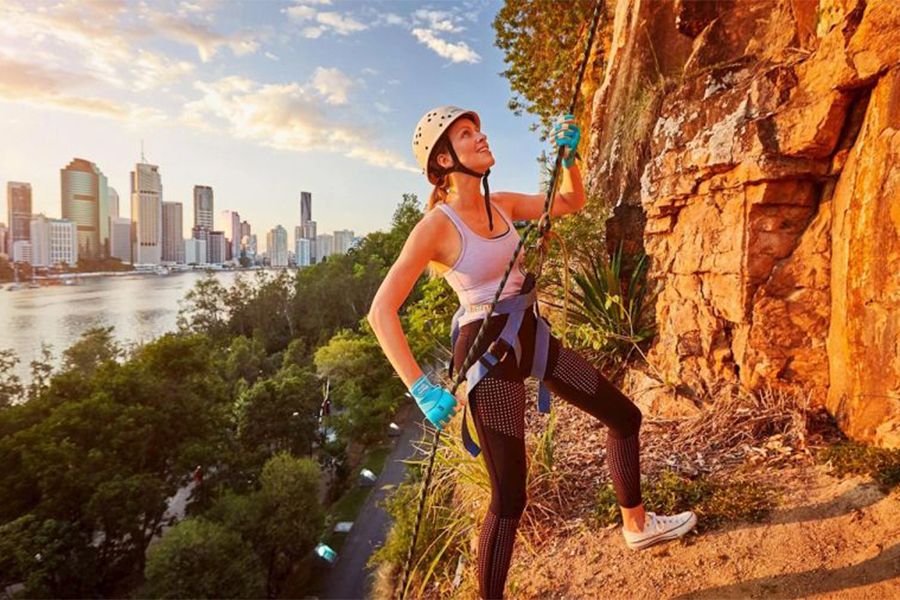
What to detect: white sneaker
<box><xmin>622</xmin><ymin>510</ymin><xmax>697</xmax><ymax>550</ymax></box>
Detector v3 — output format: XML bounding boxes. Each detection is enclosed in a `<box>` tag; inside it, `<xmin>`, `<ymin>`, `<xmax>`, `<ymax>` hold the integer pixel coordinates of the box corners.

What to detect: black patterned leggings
<box><xmin>453</xmin><ymin>310</ymin><xmax>643</xmax><ymax>600</ymax></box>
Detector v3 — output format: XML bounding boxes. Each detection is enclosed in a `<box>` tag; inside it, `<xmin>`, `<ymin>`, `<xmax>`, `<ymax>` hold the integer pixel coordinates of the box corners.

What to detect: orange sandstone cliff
<box><xmin>583</xmin><ymin>0</ymin><xmax>899</xmax><ymax>447</ymax></box>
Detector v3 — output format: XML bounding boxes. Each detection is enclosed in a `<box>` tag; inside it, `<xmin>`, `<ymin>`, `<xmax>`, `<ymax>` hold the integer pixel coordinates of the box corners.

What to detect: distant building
<box><xmin>30</xmin><ymin>214</ymin><xmax>78</xmax><ymax>267</ymax></box>
<box><xmin>107</xmin><ymin>187</ymin><xmax>119</xmax><ymax>219</ymax></box>
<box><xmin>246</xmin><ymin>233</ymin><xmax>258</xmax><ymax>262</ymax></box>
<box><xmin>300</xmin><ymin>191</ymin><xmax>312</xmax><ymax>225</ymax></box>
<box><xmin>295</xmin><ymin>237</ymin><xmax>312</xmax><ymax>267</ymax></box>
<box><xmin>219</xmin><ymin>210</ymin><xmax>241</xmax><ymax>262</ymax></box>
<box><xmin>61</xmin><ymin>158</ymin><xmax>110</xmax><ymax>259</ymax></box>
<box><xmin>315</xmin><ymin>233</ymin><xmax>333</xmax><ymax>264</ymax></box>
<box><xmin>109</xmin><ymin>216</ymin><xmax>132</xmax><ymax>263</ymax></box>
<box><xmin>193</xmin><ymin>185</ymin><xmax>214</xmax><ymax>231</ymax></box>
<box><xmin>131</xmin><ymin>162</ymin><xmax>163</xmax><ymax>265</ymax></box>
<box><xmin>12</xmin><ymin>240</ymin><xmax>32</xmax><ymax>264</ymax></box>
<box><xmin>207</xmin><ymin>230</ymin><xmax>226</xmax><ymax>264</ymax></box>
<box><xmin>184</xmin><ymin>238</ymin><xmax>208</xmax><ymax>265</ymax></box>
<box><xmin>267</xmin><ymin>225</ymin><xmax>288</xmax><ymax>267</ymax></box>
<box><xmin>333</xmin><ymin>229</ymin><xmax>355</xmax><ymax>255</ymax></box>
<box><xmin>161</xmin><ymin>202</ymin><xmax>184</xmax><ymax>263</ymax></box>
<box><xmin>0</xmin><ymin>223</ymin><xmax>7</xmax><ymax>257</ymax></box>
<box><xmin>7</xmin><ymin>181</ymin><xmax>32</xmax><ymax>252</ymax></box>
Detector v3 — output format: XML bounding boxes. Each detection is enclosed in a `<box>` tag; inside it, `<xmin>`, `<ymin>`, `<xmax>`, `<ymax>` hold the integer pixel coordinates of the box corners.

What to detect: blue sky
<box><xmin>0</xmin><ymin>0</ymin><xmax>547</xmax><ymax>240</ymax></box>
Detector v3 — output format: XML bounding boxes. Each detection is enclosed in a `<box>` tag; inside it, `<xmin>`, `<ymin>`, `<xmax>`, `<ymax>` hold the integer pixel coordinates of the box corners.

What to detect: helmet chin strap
<box><xmin>444</xmin><ymin>141</ymin><xmax>494</xmax><ymax>231</ymax></box>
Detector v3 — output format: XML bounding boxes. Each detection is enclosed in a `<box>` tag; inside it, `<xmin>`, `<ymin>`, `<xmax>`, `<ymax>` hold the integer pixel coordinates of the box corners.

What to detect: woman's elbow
<box><xmin>367</xmin><ymin>300</ymin><xmax>391</xmax><ymax>331</ymax></box>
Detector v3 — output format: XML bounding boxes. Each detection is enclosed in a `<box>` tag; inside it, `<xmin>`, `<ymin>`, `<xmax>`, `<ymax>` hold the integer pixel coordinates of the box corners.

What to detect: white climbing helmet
<box><xmin>412</xmin><ymin>105</ymin><xmax>481</xmax><ymax>184</ymax></box>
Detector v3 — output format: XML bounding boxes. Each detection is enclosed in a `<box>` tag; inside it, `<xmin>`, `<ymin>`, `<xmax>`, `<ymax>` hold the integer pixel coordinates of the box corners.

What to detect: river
<box><xmin>0</xmin><ymin>270</ymin><xmax>256</xmax><ymax>384</ymax></box>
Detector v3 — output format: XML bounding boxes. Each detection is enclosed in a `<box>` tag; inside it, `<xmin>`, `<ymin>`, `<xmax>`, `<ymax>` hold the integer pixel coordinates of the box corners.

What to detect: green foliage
<box><xmin>177</xmin><ymin>274</ymin><xmax>230</xmax><ymax>338</ymax></box>
<box><xmin>143</xmin><ymin>518</ymin><xmax>265</xmax><ymax>599</ymax></box>
<box><xmin>0</xmin><ymin>348</ymin><xmax>24</xmax><ymax>408</ymax></box>
<box><xmin>223</xmin><ymin>334</ymin><xmax>268</xmax><ymax>392</ymax></box>
<box><xmin>493</xmin><ymin>0</ymin><xmax>602</xmax><ymax>133</ymax></box>
<box><xmin>258</xmin><ymin>453</ymin><xmax>325</xmax><ymax>596</ymax></box>
<box><xmin>403</xmin><ymin>276</ymin><xmax>457</xmax><ymax>365</ymax></box>
<box><xmin>0</xmin><ymin>333</ymin><xmax>231</xmax><ymax>595</ymax></box>
<box><xmin>566</xmin><ymin>244</ymin><xmax>656</xmax><ymax>359</ymax></box>
<box><xmin>818</xmin><ymin>440</ymin><xmax>900</xmax><ymax>490</ymax></box>
<box><xmin>594</xmin><ymin>470</ymin><xmax>777</xmax><ymax>532</ymax></box>
<box><xmin>28</xmin><ymin>343</ymin><xmax>54</xmax><ymax>403</ymax></box>
<box><xmin>315</xmin><ymin>327</ymin><xmax>404</xmax><ymax>447</ymax></box>
<box><xmin>62</xmin><ymin>326</ymin><xmax>121</xmax><ymax>377</ymax></box>
<box><xmin>234</xmin><ymin>366</ymin><xmax>321</xmax><ymax>460</ymax></box>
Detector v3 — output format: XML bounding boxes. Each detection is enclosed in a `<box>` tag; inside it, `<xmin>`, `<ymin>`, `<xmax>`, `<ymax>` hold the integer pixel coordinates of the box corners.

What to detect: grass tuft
<box><xmin>594</xmin><ymin>470</ymin><xmax>777</xmax><ymax>532</ymax></box>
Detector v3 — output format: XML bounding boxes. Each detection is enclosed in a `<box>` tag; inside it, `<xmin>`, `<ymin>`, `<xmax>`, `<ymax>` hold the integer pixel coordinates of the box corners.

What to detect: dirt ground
<box><xmin>505</xmin><ymin>464</ymin><xmax>900</xmax><ymax>599</ymax></box>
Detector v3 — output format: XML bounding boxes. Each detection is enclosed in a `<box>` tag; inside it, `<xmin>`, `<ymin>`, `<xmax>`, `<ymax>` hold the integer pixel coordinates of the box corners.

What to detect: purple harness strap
<box><xmin>450</xmin><ymin>287</ymin><xmax>552</xmax><ymax>457</ymax></box>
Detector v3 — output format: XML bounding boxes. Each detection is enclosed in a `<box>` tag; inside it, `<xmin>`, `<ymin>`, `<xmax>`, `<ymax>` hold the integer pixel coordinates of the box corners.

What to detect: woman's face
<box><xmin>439</xmin><ymin>117</ymin><xmax>494</xmax><ymax>173</ymax></box>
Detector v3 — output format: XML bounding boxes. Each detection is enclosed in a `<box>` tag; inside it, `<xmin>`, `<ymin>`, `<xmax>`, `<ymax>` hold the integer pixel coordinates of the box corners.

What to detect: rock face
<box><xmin>585</xmin><ymin>0</ymin><xmax>900</xmax><ymax>447</ymax></box>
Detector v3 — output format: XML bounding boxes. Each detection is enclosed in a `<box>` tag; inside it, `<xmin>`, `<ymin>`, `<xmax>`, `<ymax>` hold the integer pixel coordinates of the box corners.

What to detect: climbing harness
<box><xmin>398</xmin><ymin>2</ymin><xmax>604</xmax><ymax>597</ymax></box>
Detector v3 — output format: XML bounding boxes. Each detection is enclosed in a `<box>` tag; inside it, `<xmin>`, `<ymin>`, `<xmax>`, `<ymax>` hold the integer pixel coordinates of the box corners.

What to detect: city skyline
<box><xmin>2</xmin><ymin>158</ymin><xmax>368</xmax><ymax>245</ymax></box>
<box><xmin>0</xmin><ymin>1</ymin><xmax>547</xmax><ymax>241</ymax></box>
<box><xmin>4</xmin><ymin>165</ymin><xmax>357</xmax><ymax>268</ymax></box>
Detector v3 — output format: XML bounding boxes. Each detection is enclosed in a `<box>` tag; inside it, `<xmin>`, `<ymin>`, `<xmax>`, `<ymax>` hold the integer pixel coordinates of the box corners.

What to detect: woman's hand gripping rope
<box><xmin>552</xmin><ymin>113</ymin><xmax>581</xmax><ymax>168</ymax></box>
<box><xmin>409</xmin><ymin>374</ymin><xmax>459</xmax><ymax>431</ymax></box>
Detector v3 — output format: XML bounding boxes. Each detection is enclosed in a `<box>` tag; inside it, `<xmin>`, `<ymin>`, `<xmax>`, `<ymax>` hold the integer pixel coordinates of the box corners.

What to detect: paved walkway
<box><xmin>320</xmin><ymin>418</ymin><xmax>423</xmax><ymax>599</ymax></box>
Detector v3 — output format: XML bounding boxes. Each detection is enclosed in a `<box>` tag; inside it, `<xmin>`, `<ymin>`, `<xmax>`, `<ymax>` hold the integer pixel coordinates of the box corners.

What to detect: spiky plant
<box><xmin>564</xmin><ymin>244</ymin><xmax>656</xmax><ymax>361</ymax></box>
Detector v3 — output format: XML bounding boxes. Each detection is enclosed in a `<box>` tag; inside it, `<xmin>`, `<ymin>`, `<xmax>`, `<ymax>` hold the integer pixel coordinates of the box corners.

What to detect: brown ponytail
<box><xmin>425</xmin><ymin>133</ymin><xmax>453</xmax><ymax>212</ymax></box>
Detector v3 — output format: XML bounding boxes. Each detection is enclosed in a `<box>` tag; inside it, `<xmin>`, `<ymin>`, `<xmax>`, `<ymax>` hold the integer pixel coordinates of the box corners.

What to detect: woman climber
<box><xmin>368</xmin><ymin>106</ymin><xmax>697</xmax><ymax>599</ymax></box>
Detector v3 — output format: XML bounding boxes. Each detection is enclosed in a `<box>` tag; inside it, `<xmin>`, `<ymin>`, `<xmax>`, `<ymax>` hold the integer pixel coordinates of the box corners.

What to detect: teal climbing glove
<box><xmin>409</xmin><ymin>374</ymin><xmax>457</xmax><ymax>431</ymax></box>
<box><xmin>552</xmin><ymin>113</ymin><xmax>581</xmax><ymax>168</ymax></box>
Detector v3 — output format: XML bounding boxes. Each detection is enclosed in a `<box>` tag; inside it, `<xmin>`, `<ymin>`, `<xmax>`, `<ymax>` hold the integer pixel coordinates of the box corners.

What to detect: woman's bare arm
<box><xmin>367</xmin><ymin>214</ymin><xmax>442</xmax><ymax>389</ymax></box>
<box><xmin>493</xmin><ymin>161</ymin><xmax>586</xmax><ymax>221</ymax></box>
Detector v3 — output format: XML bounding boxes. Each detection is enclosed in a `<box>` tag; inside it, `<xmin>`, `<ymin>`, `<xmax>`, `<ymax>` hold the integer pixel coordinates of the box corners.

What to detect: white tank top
<box><xmin>436</xmin><ymin>202</ymin><xmax>527</xmax><ymax>326</ymax></box>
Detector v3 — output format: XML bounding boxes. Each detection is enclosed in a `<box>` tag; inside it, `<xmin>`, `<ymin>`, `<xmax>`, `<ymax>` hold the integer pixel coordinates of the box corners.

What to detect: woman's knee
<box><xmin>491</xmin><ymin>487</ymin><xmax>527</xmax><ymax>519</ymax></box>
<box><xmin>610</xmin><ymin>400</ymin><xmax>642</xmax><ymax>439</ymax></box>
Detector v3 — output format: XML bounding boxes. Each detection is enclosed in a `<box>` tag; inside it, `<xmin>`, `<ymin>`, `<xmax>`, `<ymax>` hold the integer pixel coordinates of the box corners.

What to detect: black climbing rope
<box><xmin>397</xmin><ymin>2</ymin><xmax>605</xmax><ymax>597</ymax></box>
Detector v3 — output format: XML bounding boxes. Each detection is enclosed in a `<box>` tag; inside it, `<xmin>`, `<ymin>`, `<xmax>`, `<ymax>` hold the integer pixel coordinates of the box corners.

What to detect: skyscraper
<box><xmin>219</xmin><ymin>210</ymin><xmax>241</xmax><ymax>262</ymax></box>
<box><xmin>315</xmin><ymin>233</ymin><xmax>333</xmax><ymax>264</ymax></box>
<box><xmin>193</xmin><ymin>185</ymin><xmax>214</xmax><ymax>231</ymax></box>
<box><xmin>109</xmin><ymin>217</ymin><xmax>132</xmax><ymax>263</ymax></box>
<box><xmin>0</xmin><ymin>223</ymin><xmax>7</xmax><ymax>257</ymax></box>
<box><xmin>131</xmin><ymin>162</ymin><xmax>163</xmax><ymax>265</ymax></box>
<box><xmin>295</xmin><ymin>237</ymin><xmax>312</xmax><ymax>267</ymax></box>
<box><xmin>7</xmin><ymin>182</ymin><xmax>32</xmax><ymax>253</ymax></box>
<box><xmin>267</xmin><ymin>225</ymin><xmax>288</xmax><ymax>267</ymax></box>
<box><xmin>30</xmin><ymin>214</ymin><xmax>78</xmax><ymax>267</ymax></box>
<box><xmin>333</xmin><ymin>229</ymin><xmax>355</xmax><ymax>255</ymax></box>
<box><xmin>162</xmin><ymin>201</ymin><xmax>184</xmax><ymax>263</ymax></box>
<box><xmin>300</xmin><ymin>191</ymin><xmax>312</xmax><ymax>225</ymax></box>
<box><xmin>60</xmin><ymin>158</ymin><xmax>109</xmax><ymax>260</ymax></box>
<box><xmin>207</xmin><ymin>231</ymin><xmax>226</xmax><ymax>264</ymax></box>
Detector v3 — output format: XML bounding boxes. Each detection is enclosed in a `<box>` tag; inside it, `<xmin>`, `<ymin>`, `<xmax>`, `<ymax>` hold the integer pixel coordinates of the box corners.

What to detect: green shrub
<box><xmin>143</xmin><ymin>518</ymin><xmax>265</xmax><ymax>599</ymax></box>
<box><xmin>566</xmin><ymin>244</ymin><xmax>656</xmax><ymax>359</ymax></box>
<box><xmin>818</xmin><ymin>440</ymin><xmax>900</xmax><ymax>490</ymax></box>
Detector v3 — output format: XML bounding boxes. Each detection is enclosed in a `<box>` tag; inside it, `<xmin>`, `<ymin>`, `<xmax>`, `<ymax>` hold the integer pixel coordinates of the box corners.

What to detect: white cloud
<box><xmin>181</xmin><ymin>74</ymin><xmax>417</xmax><ymax>173</ymax></box>
<box><xmin>144</xmin><ymin>11</ymin><xmax>260</xmax><ymax>62</ymax></box>
<box><xmin>133</xmin><ymin>50</ymin><xmax>195</xmax><ymax>90</ymax></box>
<box><xmin>0</xmin><ymin>54</ymin><xmax>166</xmax><ymax>125</ymax></box>
<box><xmin>374</xmin><ymin>102</ymin><xmax>392</xmax><ymax>114</ymax></box>
<box><xmin>265</xmin><ymin>51</ymin><xmax>280</xmax><ymax>61</ymax></box>
<box><xmin>316</xmin><ymin>11</ymin><xmax>367</xmax><ymax>34</ymax></box>
<box><xmin>284</xmin><ymin>3</ymin><xmax>367</xmax><ymax>36</ymax></box>
<box><xmin>411</xmin><ymin>28</ymin><xmax>480</xmax><ymax>64</ymax></box>
<box><xmin>413</xmin><ymin>9</ymin><xmax>463</xmax><ymax>33</ymax></box>
<box><xmin>311</xmin><ymin>67</ymin><xmax>354</xmax><ymax>105</ymax></box>
<box><xmin>361</xmin><ymin>67</ymin><xmax>378</xmax><ymax>76</ymax></box>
